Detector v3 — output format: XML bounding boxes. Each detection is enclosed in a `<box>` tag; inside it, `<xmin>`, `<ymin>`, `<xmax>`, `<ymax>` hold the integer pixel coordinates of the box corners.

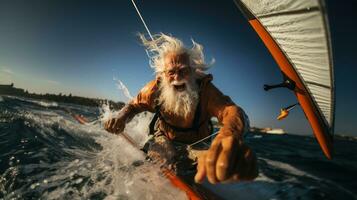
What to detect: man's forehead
<box><xmin>164</xmin><ymin>52</ymin><xmax>190</xmax><ymax>67</ymax></box>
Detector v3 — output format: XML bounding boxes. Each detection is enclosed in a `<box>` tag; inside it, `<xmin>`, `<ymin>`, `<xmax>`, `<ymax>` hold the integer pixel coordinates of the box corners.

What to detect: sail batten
<box><xmin>257</xmin><ymin>6</ymin><xmax>320</xmax><ymax>19</ymax></box>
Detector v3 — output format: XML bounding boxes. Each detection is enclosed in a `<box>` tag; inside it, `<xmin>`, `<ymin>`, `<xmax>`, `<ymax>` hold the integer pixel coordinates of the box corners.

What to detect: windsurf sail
<box><xmin>234</xmin><ymin>0</ymin><xmax>335</xmax><ymax>159</ymax></box>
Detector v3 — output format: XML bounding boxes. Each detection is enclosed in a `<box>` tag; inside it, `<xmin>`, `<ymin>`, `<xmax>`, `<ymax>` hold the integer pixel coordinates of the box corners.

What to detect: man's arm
<box><xmin>104</xmin><ymin>79</ymin><xmax>158</xmax><ymax>134</ymax></box>
<box><xmin>195</xmin><ymin>83</ymin><xmax>258</xmax><ymax>184</ymax></box>
<box><xmin>206</xmin><ymin>84</ymin><xmax>245</xmax><ymax>139</ymax></box>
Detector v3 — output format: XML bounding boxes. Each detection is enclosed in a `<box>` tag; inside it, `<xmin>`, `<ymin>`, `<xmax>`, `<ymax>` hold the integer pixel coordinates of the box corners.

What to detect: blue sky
<box><xmin>0</xmin><ymin>0</ymin><xmax>356</xmax><ymax>136</ymax></box>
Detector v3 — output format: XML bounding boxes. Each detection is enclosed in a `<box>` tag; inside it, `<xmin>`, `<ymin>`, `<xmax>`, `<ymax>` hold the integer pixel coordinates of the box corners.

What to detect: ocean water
<box><xmin>0</xmin><ymin>95</ymin><xmax>356</xmax><ymax>200</ymax></box>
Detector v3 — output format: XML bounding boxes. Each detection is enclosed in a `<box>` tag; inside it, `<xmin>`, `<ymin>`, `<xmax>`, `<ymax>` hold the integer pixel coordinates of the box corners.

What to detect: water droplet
<box><xmin>75</xmin><ymin>178</ymin><xmax>83</xmax><ymax>184</ymax></box>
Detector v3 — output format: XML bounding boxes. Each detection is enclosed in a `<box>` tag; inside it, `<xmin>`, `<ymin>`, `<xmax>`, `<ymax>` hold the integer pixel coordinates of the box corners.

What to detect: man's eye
<box><xmin>168</xmin><ymin>71</ymin><xmax>175</xmax><ymax>76</ymax></box>
<box><xmin>182</xmin><ymin>68</ymin><xmax>190</xmax><ymax>74</ymax></box>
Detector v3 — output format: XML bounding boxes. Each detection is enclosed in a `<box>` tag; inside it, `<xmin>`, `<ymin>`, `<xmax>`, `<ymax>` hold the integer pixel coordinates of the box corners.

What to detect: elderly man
<box><xmin>105</xmin><ymin>33</ymin><xmax>258</xmax><ymax>184</ymax></box>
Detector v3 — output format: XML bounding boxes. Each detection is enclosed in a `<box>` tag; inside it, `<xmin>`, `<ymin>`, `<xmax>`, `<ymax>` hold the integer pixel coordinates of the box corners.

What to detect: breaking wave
<box><xmin>1</xmin><ymin>95</ymin><xmax>356</xmax><ymax>200</ymax></box>
<box><xmin>0</xmin><ymin>96</ymin><xmax>185</xmax><ymax>200</ymax></box>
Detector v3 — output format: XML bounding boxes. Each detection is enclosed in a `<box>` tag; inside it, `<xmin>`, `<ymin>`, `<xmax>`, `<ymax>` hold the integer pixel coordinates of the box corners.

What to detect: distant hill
<box><xmin>0</xmin><ymin>83</ymin><xmax>125</xmax><ymax>110</ymax></box>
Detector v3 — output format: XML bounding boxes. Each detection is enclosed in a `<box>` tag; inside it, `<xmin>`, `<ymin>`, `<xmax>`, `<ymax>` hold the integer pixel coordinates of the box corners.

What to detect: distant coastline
<box><xmin>0</xmin><ymin>83</ymin><xmax>125</xmax><ymax>110</ymax></box>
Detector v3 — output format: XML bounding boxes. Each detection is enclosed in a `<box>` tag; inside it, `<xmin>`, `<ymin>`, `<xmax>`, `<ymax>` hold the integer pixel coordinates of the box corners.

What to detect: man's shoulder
<box><xmin>139</xmin><ymin>79</ymin><xmax>159</xmax><ymax>94</ymax></box>
<box><xmin>131</xmin><ymin>79</ymin><xmax>159</xmax><ymax>110</ymax></box>
<box><xmin>198</xmin><ymin>73</ymin><xmax>228</xmax><ymax>99</ymax></box>
<box><xmin>196</xmin><ymin>72</ymin><xmax>213</xmax><ymax>90</ymax></box>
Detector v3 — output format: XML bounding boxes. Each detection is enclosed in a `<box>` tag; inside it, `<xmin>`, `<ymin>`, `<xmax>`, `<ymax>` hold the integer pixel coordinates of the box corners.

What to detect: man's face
<box><xmin>159</xmin><ymin>52</ymin><xmax>199</xmax><ymax>118</ymax></box>
<box><xmin>163</xmin><ymin>52</ymin><xmax>192</xmax><ymax>92</ymax></box>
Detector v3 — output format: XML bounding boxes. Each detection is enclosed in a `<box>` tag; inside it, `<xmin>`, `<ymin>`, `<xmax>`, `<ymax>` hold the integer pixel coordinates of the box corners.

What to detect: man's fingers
<box><xmin>110</xmin><ymin>119</ymin><xmax>119</xmax><ymax>132</ymax></box>
<box><xmin>114</xmin><ymin>120</ymin><xmax>123</xmax><ymax>134</ymax></box>
<box><xmin>232</xmin><ymin>144</ymin><xmax>257</xmax><ymax>181</ymax></box>
<box><xmin>194</xmin><ymin>153</ymin><xmax>207</xmax><ymax>183</ymax></box>
<box><xmin>105</xmin><ymin>120</ymin><xmax>112</xmax><ymax>130</ymax></box>
<box><xmin>206</xmin><ymin>139</ymin><xmax>221</xmax><ymax>184</ymax></box>
<box><xmin>107</xmin><ymin>119</ymin><xmax>114</xmax><ymax>132</ymax></box>
<box><xmin>104</xmin><ymin>118</ymin><xmax>125</xmax><ymax>135</ymax></box>
<box><xmin>104</xmin><ymin>120</ymin><xmax>109</xmax><ymax>130</ymax></box>
<box><xmin>112</xmin><ymin>119</ymin><xmax>119</xmax><ymax>133</ymax></box>
<box><xmin>238</xmin><ymin>147</ymin><xmax>253</xmax><ymax>180</ymax></box>
<box><xmin>105</xmin><ymin>120</ymin><xmax>111</xmax><ymax>132</ymax></box>
<box><xmin>195</xmin><ymin>135</ymin><xmax>258</xmax><ymax>184</ymax></box>
<box><xmin>105</xmin><ymin>119</ymin><xmax>118</xmax><ymax>133</ymax></box>
<box><xmin>240</xmin><ymin>147</ymin><xmax>258</xmax><ymax>180</ymax></box>
<box><xmin>245</xmin><ymin>151</ymin><xmax>258</xmax><ymax>180</ymax></box>
<box><xmin>216</xmin><ymin>136</ymin><xmax>237</xmax><ymax>181</ymax></box>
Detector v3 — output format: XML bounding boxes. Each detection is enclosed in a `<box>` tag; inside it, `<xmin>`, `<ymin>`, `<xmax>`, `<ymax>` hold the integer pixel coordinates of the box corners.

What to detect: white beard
<box><xmin>159</xmin><ymin>76</ymin><xmax>199</xmax><ymax>119</ymax></box>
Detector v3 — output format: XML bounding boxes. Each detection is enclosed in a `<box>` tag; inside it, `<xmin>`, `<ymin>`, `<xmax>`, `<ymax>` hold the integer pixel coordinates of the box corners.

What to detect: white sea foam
<box><xmin>123</xmin><ymin>112</ymin><xmax>153</xmax><ymax>147</ymax></box>
<box><xmin>261</xmin><ymin>158</ymin><xmax>356</xmax><ymax>197</ymax></box>
<box><xmin>203</xmin><ymin>180</ymin><xmax>280</xmax><ymax>200</ymax></box>
<box><xmin>113</xmin><ymin>77</ymin><xmax>133</xmax><ymax>102</ymax></box>
<box><xmin>203</xmin><ymin>158</ymin><xmax>355</xmax><ymax>200</ymax></box>
<box><xmin>25</xmin><ymin>98</ymin><xmax>58</xmax><ymax>108</ymax></box>
<box><xmin>99</xmin><ymin>102</ymin><xmax>116</xmax><ymax>123</ymax></box>
<box><xmin>262</xmin><ymin>158</ymin><xmax>319</xmax><ymax>179</ymax></box>
<box><xmin>33</xmin><ymin>100</ymin><xmax>58</xmax><ymax>108</ymax></box>
<box><xmin>202</xmin><ymin>157</ymin><xmax>334</xmax><ymax>200</ymax></box>
<box><xmin>4</xmin><ymin>95</ymin><xmax>58</xmax><ymax>107</ymax></box>
<box><xmin>98</xmin><ymin>101</ymin><xmax>154</xmax><ymax>147</ymax></box>
<box><xmin>7</xmin><ymin>104</ymin><xmax>186</xmax><ymax>199</ymax></box>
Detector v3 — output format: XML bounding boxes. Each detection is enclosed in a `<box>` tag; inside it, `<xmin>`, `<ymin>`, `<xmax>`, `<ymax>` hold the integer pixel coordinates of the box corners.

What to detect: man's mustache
<box><xmin>170</xmin><ymin>80</ymin><xmax>187</xmax><ymax>86</ymax></box>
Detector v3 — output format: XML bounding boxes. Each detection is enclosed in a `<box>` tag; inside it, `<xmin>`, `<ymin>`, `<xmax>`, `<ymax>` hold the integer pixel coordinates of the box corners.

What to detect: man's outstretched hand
<box><xmin>194</xmin><ymin>134</ymin><xmax>258</xmax><ymax>184</ymax></box>
<box><xmin>104</xmin><ymin>118</ymin><xmax>125</xmax><ymax>134</ymax></box>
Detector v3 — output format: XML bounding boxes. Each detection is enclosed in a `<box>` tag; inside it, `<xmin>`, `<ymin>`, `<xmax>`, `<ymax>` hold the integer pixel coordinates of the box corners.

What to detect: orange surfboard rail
<box><xmin>72</xmin><ymin>114</ymin><xmax>88</xmax><ymax>124</ymax></box>
<box><xmin>119</xmin><ymin>132</ymin><xmax>204</xmax><ymax>200</ymax></box>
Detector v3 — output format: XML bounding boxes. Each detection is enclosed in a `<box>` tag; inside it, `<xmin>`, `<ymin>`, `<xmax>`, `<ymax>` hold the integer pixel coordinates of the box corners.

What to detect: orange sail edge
<box><xmin>248</xmin><ymin>19</ymin><xmax>334</xmax><ymax>159</ymax></box>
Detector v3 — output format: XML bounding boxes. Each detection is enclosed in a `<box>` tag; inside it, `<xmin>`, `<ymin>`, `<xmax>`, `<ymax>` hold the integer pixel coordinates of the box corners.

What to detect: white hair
<box><xmin>139</xmin><ymin>33</ymin><xmax>214</xmax><ymax>73</ymax></box>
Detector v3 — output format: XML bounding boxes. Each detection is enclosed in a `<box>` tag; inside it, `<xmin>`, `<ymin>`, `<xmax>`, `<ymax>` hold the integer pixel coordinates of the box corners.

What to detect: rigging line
<box><xmin>130</xmin><ymin>0</ymin><xmax>154</xmax><ymax>41</ymax></box>
<box><xmin>188</xmin><ymin>131</ymin><xmax>219</xmax><ymax>148</ymax></box>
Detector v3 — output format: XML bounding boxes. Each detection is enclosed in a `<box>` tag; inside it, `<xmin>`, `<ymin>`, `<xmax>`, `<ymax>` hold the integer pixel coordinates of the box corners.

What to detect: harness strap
<box><xmin>148</xmin><ymin>78</ymin><xmax>213</xmax><ymax>136</ymax></box>
<box><xmin>161</xmin><ymin>101</ymin><xmax>201</xmax><ymax>132</ymax></box>
<box><xmin>149</xmin><ymin>101</ymin><xmax>202</xmax><ymax>135</ymax></box>
<box><xmin>149</xmin><ymin>105</ymin><xmax>161</xmax><ymax>135</ymax></box>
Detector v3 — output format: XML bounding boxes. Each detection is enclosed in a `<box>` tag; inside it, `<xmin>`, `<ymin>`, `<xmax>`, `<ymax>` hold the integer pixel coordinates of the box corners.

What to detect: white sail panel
<box><xmin>240</xmin><ymin>0</ymin><xmax>334</xmax><ymax>127</ymax></box>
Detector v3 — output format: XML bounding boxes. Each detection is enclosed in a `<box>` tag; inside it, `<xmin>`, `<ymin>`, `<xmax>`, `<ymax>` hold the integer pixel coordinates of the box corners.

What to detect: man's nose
<box><xmin>173</xmin><ymin>73</ymin><xmax>182</xmax><ymax>81</ymax></box>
